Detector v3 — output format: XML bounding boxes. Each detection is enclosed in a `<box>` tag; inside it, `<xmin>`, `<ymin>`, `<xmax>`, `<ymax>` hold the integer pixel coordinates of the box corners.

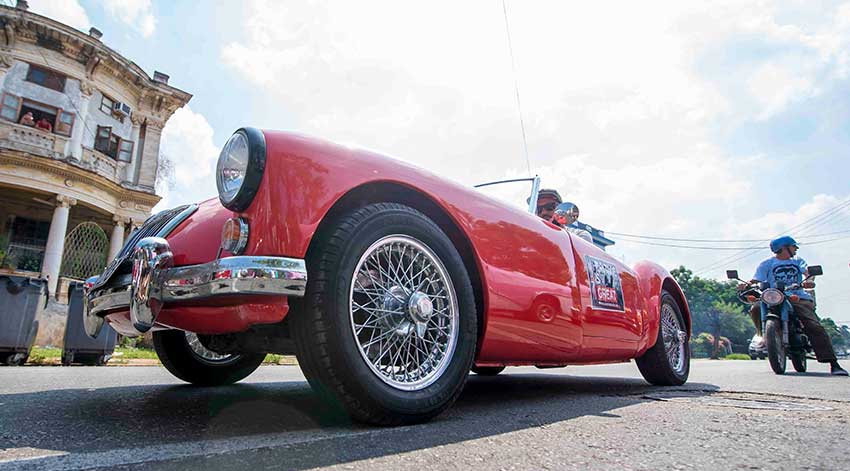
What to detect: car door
<box><xmin>570</xmin><ymin>234</ymin><xmax>643</xmax><ymax>359</ymax></box>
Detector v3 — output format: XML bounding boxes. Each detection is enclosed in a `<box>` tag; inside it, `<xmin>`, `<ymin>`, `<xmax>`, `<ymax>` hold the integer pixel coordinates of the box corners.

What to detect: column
<box><xmin>137</xmin><ymin>118</ymin><xmax>163</xmax><ymax>189</ymax></box>
<box><xmin>108</xmin><ymin>215</ymin><xmax>127</xmax><ymax>261</ymax></box>
<box><xmin>0</xmin><ymin>55</ymin><xmax>12</xmax><ymax>87</ymax></box>
<box><xmin>70</xmin><ymin>82</ymin><xmax>93</xmax><ymax>159</ymax></box>
<box><xmin>124</xmin><ymin>115</ymin><xmax>143</xmax><ymax>183</ymax></box>
<box><xmin>41</xmin><ymin>195</ymin><xmax>76</xmax><ymax>296</ymax></box>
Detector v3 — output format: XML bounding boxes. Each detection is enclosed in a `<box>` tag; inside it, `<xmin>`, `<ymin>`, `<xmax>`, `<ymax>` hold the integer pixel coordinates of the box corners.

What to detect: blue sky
<box><xmin>26</xmin><ymin>1</ymin><xmax>850</xmax><ymax>325</ymax></box>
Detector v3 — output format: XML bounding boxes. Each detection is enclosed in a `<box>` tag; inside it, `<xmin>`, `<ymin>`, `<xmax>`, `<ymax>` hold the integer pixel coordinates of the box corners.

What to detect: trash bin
<box><xmin>62</xmin><ymin>282</ymin><xmax>117</xmax><ymax>365</ymax></box>
<box><xmin>0</xmin><ymin>275</ymin><xmax>46</xmax><ymax>366</ymax></box>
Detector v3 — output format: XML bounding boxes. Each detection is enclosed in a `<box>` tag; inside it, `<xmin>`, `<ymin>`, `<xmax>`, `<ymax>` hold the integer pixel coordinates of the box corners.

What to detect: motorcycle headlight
<box><xmin>216</xmin><ymin>128</ymin><xmax>267</xmax><ymax>212</ymax></box>
<box><xmin>761</xmin><ymin>288</ymin><xmax>785</xmax><ymax>306</ymax></box>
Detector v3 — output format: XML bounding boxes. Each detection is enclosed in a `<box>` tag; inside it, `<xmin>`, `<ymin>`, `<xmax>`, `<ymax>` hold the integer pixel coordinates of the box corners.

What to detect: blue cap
<box><xmin>770</xmin><ymin>236</ymin><xmax>798</xmax><ymax>254</ymax></box>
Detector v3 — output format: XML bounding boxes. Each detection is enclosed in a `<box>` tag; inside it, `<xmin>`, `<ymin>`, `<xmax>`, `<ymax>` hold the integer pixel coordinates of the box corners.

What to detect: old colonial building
<box><xmin>0</xmin><ymin>2</ymin><xmax>190</xmax><ymax>343</ymax></box>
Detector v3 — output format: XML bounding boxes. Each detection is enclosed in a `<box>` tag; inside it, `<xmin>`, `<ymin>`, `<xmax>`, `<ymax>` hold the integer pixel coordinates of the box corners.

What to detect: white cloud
<box><xmin>747</xmin><ymin>63</ymin><xmax>813</xmax><ymax>120</ymax></box>
<box><xmin>27</xmin><ymin>0</ymin><xmax>90</xmax><ymax>31</ymax></box>
<box><xmin>99</xmin><ymin>0</ymin><xmax>156</xmax><ymax>38</ymax></box>
<box><xmin>154</xmin><ymin>106</ymin><xmax>220</xmax><ymax>211</ymax></box>
<box><xmin>219</xmin><ymin>0</ymin><xmax>850</xmax><ymax>314</ymax></box>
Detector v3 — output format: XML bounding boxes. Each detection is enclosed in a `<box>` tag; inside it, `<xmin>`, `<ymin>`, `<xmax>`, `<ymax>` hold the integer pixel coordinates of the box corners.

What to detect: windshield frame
<box><xmin>474</xmin><ymin>176</ymin><xmax>540</xmax><ymax>214</ymax></box>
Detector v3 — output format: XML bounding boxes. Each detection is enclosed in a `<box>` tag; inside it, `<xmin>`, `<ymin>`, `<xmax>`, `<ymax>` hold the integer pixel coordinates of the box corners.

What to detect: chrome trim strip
<box><xmin>87</xmin><ymin>285</ymin><xmax>131</xmax><ymax>317</ymax></box>
<box><xmin>86</xmin><ymin>255</ymin><xmax>307</xmax><ymax>320</ymax></box>
<box><xmin>156</xmin><ymin>204</ymin><xmax>199</xmax><ymax>238</ymax></box>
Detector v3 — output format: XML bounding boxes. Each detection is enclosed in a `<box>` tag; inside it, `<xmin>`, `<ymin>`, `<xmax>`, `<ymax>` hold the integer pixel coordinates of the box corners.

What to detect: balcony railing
<box><xmin>81</xmin><ymin>147</ymin><xmax>130</xmax><ymax>183</ymax></box>
<box><xmin>0</xmin><ymin>120</ymin><xmax>130</xmax><ymax>184</ymax></box>
<box><xmin>0</xmin><ymin>120</ymin><xmax>68</xmax><ymax>159</ymax></box>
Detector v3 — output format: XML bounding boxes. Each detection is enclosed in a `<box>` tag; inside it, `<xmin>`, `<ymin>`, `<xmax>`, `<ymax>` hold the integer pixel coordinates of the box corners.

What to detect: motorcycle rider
<box><xmin>740</xmin><ymin>236</ymin><xmax>847</xmax><ymax>376</ymax></box>
<box><xmin>532</xmin><ymin>189</ymin><xmax>593</xmax><ymax>243</ymax></box>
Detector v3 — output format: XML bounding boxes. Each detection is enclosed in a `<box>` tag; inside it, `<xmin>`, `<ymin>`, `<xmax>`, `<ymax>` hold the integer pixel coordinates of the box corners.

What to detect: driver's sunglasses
<box><xmin>537</xmin><ymin>202</ymin><xmax>557</xmax><ymax>212</ymax></box>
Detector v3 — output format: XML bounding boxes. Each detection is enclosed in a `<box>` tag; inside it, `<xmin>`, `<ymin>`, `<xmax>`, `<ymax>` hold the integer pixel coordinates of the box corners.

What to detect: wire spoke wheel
<box><xmin>660</xmin><ymin>303</ymin><xmax>686</xmax><ymax>375</ymax></box>
<box><xmin>184</xmin><ymin>332</ymin><xmax>236</xmax><ymax>364</ymax></box>
<box><xmin>349</xmin><ymin>235</ymin><xmax>459</xmax><ymax>391</ymax></box>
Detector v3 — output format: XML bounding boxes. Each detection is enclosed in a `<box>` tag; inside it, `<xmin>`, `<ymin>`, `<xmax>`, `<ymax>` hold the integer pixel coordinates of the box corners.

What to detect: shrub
<box><xmin>724</xmin><ymin>353</ymin><xmax>752</xmax><ymax>360</ymax></box>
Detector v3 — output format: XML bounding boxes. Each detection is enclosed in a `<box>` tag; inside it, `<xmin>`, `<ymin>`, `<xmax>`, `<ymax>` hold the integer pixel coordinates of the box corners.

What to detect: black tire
<box><xmin>61</xmin><ymin>352</ymin><xmax>73</xmax><ymax>366</ymax></box>
<box><xmin>153</xmin><ymin>330</ymin><xmax>265</xmax><ymax>386</ymax></box>
<box><xmin>749</xmin><ymin>353</ymin><xmax>758</xmax><ymax>360</ymax></box>
<box><xmin>471</xmin><ymin>366</ymin><xmax>505</xmax><ymax>376</ymax></box>
<box><xmin>635</xmin><ymin>291</ymin><xmax>690</xmax><ymax>386</ymax></box>
<box><xmin>765</xmin><ymin>318</ymin><xmax>786</xmax><ymax>375</ymax></box>
<box><xmin>791</xmin><ymin>352</ymin><xmax>807</xmax><ymax>372</ymax></box>
<box><xmin>291</xmin><ymin>203</ymin><xmax>477</xmax><ymax>425</ymax></box>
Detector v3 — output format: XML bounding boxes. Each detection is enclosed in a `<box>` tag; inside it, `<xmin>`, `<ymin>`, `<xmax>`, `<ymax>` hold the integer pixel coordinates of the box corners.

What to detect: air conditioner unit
<box><xmin>112</xmin><ymin>101</ymin><xmax>132</xmax><ymax>118</ymax></box>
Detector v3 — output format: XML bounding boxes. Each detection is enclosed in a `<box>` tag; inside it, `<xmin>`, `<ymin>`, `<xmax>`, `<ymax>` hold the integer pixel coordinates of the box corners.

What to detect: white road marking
<box><xmin>0</xmin><ymin>427</ymin><xmax>394</xmax><ymax>471</ymax></box>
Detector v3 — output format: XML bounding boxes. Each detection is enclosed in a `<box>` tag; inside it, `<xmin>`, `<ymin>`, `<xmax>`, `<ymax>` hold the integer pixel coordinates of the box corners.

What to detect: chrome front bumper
<box><xmin>84</xmin><ymin>237</ymin><xmax>307</xmax><ymax>337</ymax></box>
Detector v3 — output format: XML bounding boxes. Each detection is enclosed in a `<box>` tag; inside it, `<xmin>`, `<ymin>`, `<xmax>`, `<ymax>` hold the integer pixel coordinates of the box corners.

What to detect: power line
<box><xmin>606</xmin><ymin>227</ymin><xmax>850</xmax><ymax>243</ymax></box>
<box><xmin>613</xmin><ymin>233</ymin><xmax>850</xmax><ymax>250</ymax></box>
<box><xmin>501</xmin><ymin>0</ymin><xmax>531</xmax><ymax>175</ymax></box>
<box><xmin>693</xmin><ymin>197</ymin><xmax>850</xmax><ymax>276</ymax></box>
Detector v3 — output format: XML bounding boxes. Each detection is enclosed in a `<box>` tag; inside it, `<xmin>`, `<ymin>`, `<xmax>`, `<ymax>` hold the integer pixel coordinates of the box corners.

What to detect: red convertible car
<box><xmin>85</xmin><ymin>127</ymin><xmax>691</xmax><ymax>425</ymax></box>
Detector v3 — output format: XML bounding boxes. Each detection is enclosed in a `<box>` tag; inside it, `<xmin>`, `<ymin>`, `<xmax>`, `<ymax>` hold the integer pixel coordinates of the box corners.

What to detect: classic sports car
<box><xmin>85</xmin><ymin>127</ymin><xmax>691</xmax><ymax>425</ymax></box>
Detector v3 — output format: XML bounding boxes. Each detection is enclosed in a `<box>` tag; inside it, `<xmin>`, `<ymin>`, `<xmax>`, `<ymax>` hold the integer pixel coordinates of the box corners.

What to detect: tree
<box><xmin>820</xmin><ymin>318</ymin><xmax>847</xmax><ymax>351</ymax></box>
<box><xmin>155</xmin><ymin>152</ymin><xmax>176</xmax><ymax>195</ymax></box>
<box><xmin>671</xmin><ymin>266</ymin><xmax>755</xmax><ymax>353</ymax></box>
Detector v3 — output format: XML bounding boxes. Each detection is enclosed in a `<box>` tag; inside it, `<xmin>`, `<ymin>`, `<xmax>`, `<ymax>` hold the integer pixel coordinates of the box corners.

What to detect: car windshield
<box><xmin>474</xmin><ymin>178</ymin><xmax>536</xmax><ymax>213</ymax></box>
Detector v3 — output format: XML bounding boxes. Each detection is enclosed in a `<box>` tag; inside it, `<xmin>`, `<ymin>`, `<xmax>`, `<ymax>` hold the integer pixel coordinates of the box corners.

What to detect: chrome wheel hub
<box><xmin>185</xmin><ymin>332</ymin><xmax>235</xmax><ymax>363</ymax></box>
<box><xmin>661</xmin><ymin>304</ymin><xmax>687</xmax><ymax>374</ymax></box>
<box><xmin>349</xmin><ymin>235</ymin><xmax>458</xmax><ymax>391</ymax></box>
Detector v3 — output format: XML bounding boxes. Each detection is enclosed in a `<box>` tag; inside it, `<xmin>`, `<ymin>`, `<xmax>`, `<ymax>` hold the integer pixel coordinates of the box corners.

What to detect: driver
<box><xmin>739</xmin><ymin>236</ymin><xmax>847</xmax><ymax>376</ymax></box>
<box><xmin>532</xmin><ymin>190</ymin><xmax>594</xmax><ymax>243</ymax></box>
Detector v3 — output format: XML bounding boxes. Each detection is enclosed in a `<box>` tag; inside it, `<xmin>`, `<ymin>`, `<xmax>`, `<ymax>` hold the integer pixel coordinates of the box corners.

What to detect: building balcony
<box><xmin>0</xmin><ymin>120</ymin><xmax>69</xmax><ymax>159</ymax></box>
<box><xmin>0</xmin><ymin>119</ymin><xmax>132</xmax><ymax>185</ymax></box>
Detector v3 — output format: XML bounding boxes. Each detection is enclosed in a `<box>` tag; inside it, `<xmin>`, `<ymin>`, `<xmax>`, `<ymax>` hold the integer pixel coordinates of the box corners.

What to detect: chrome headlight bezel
<box><xmin>216</xmin><ymin>127</ymin><xmax>267</xmax><ymax>212</ymax></box>
<box><xmin>761</xmin><ymin>288</ymin><xmax>785</xmax><ymax>306</ymax></box>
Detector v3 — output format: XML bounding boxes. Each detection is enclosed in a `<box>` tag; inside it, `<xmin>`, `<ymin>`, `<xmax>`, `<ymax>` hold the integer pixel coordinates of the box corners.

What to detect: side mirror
<box><xmin>726</xmin><ymin>270</ymin><xmax>739</xmax><ymax>280</ymax></box>
<box><xmin>552</xmin><ymin>202</ymin><xmax>579</xmax><ymax>227</ymax></box>
<box><xmin>807</xmin><ymin>265</ymin><xmax>823</xmax><ymax>277</ymax></box>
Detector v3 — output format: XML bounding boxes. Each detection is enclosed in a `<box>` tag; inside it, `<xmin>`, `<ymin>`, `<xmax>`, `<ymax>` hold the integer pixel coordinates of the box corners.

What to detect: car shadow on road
<box><xmin>0</xmin><ymin>372</ymin><xmax>719</xmax><ymax>469</ymax></box>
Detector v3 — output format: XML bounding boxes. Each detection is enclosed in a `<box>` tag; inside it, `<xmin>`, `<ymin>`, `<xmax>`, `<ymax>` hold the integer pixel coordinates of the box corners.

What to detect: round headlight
<box><xmin>761</xmin><ymin>288</ymin><xmax>785</xmax><ymax>306</ymax></box>
<box><xmin>216</xmin><ymin>128</ymin><xmax>266</xmax><ymax>212</ymax></box>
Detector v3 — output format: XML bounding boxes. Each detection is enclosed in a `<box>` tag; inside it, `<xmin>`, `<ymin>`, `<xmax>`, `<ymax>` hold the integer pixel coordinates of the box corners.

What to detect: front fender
<box><xmin>632</xmin><ymin>261</ymin><xmax>691</xmax><ymax>356</ymax></box>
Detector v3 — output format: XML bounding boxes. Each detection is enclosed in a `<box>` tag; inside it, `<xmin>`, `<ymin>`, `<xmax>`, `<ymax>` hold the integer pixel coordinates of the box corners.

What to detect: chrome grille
<box><xmin>116</xmin><ymin>205</ymin><xmax>190</xmax><ymax>260</ymax></box>
<box><xmin>90</xmin><ymin>204</ymin><xmax>198</xmax><ymax>291</ymax></box>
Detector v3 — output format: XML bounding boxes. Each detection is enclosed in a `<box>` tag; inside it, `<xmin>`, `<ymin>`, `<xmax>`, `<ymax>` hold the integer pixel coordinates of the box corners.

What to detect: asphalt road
<box><xmin>0</xmin><ymin>359</ymin><xmax>848</xmax><ymax>470</ymax></box>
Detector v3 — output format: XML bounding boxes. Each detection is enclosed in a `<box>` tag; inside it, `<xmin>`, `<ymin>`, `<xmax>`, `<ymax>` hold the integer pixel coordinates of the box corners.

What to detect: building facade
<box><xmin>0</xmin><ymin>2</ymin><xmax>190</xmax><ymax>344</ymax></box>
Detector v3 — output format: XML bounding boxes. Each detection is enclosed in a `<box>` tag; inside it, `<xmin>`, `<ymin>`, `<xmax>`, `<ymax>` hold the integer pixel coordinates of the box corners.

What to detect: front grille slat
<box><xmin>91</xmin><ymin>204</ymin><xmax>194</xmax><ymax>291</ymax></box>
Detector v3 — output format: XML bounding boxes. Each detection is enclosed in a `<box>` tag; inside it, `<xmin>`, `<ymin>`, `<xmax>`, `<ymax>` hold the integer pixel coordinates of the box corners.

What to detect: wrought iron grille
<box><xmin>60</xmin><ymin>222</ymin><xmax>109</xmax><ymax>280</ymax></box>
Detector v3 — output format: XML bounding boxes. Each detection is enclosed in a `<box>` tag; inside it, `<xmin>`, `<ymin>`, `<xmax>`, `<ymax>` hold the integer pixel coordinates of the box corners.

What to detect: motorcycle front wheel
<box><xmin>765</xmin><ymin>318</ymin><xmax>786</xmax><ymax>375</ymax></box>
<box><xmin>791</xmin><ymin>352</ymin><xmax>807</xmax><ymax>372</ymax></box>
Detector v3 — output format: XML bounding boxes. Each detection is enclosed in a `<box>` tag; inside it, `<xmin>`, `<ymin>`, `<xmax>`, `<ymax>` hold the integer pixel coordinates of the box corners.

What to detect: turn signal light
<box><xmin>746</xmin><ymin>295</ymin><xmax>757</xmax><ymax>302</ymax></box>
<box><xmin>790</xmin><ymin>294</ymin><xmax>800</xmax><ymax>302</ymax></box>
<box><xmin>221</xmin><ymin>217</ymin><xmax>249</xmax><ymax>255</ymax></box>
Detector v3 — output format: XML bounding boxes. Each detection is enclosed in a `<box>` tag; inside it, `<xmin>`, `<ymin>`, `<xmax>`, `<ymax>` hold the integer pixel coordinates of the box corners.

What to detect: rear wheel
<box><xmin>471</xmin><ymin>366</ymin><xmax>505</xmax><ymax>376</ymax></box>
<box><xmin>153</xmin><ymin>330</ymin><xmax>264</xmax><ymax>386</ymax></box>
<box><xmin>291</xmin><ymin>203</ymin><xmax>477</xmax><ymax>425</ymax></box>
<box><xmin>636</xmin><ymin>291</ymin><xmax>690</xmax><ymax>386</ymax></box>
<box><xmin>765</xmin><ymin>318</ymin><xmax>786</xmax><ymax>375</ymax></box>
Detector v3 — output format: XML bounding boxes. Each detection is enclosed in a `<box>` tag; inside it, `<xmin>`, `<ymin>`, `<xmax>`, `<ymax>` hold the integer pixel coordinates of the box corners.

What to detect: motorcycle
<box><xmin>726</xmin><ymin>265</ymin><xmax>823</xmax><ymax>375</ymax></box>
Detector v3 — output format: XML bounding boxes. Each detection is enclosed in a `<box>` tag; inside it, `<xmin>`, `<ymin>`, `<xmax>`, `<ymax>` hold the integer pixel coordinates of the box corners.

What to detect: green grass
<box><xmin>114</xmin><ymin>347</ymin><xmax>159</xmax><ymax>360</ymax></box>
<box><xmin>723</xmin><ymin>353</ymin><xmax>753</xmax><ymax>360</ymax></box>
<box><xmin>27</xmin><ymin>347</ymin><xmax>62</xmax><ymax>364</ymax></box>
<box><xmin>27</xmin><ymin>346</ymin><xmax>296</xmax><ymax>365</ymax></box>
